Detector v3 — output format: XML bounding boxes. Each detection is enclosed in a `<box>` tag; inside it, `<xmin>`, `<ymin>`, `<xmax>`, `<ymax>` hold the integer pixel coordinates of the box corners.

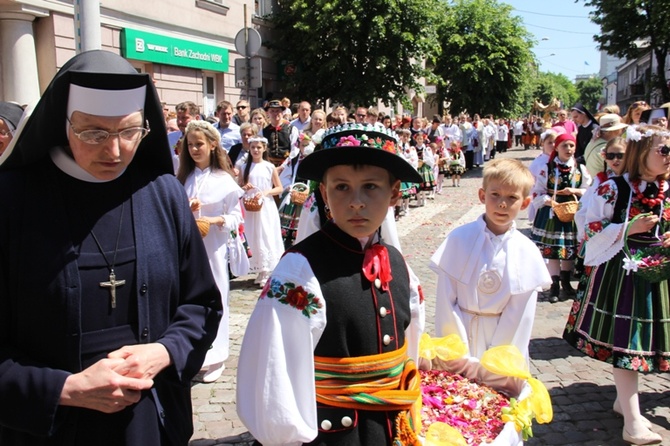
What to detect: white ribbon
<box><xmin>622</xmin><ymin>257</ymin><xmax>639</xmax><ymax>275</ymax></box>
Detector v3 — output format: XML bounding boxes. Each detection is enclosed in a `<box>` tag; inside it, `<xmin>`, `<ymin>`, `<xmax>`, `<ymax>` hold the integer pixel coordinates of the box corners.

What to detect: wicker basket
<box><xmin>623</xmin><ymin>214</ymin><xmax>670</xmax><ymax>283</ymax></box>
<box><xmin>195</xmin><ymin>218</ymin><xmax>210</xmax><ymax>238</ymax></box>
<box><xmin>243</xmin><ymin>189</ymin><xmax>263</xmax><ymax>212</ymax></box>
<box><xmin>552</xmin><ymin>194</ymin><xmax>578</xmax><ymax>223</ymax></box>
<box><xmin>290</xmin><ymin>182</ymin><xmax>310</xmax><ymax>205</ymax></box>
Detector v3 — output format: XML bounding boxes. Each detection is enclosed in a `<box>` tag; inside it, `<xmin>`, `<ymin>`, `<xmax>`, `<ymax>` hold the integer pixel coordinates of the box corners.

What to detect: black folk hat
<box><xmin>264</xmin><ymin>99</ymin><xmax>286</xmax><ymax>111</ymax></box>
<box><xmin>297</xmin><ymin>123</ymin><xmax>422</xmax><ymax>183</ymax></box>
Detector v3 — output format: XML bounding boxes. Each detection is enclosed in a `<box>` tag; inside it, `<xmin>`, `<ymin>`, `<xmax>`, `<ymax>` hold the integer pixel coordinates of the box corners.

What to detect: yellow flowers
<box><xmin>501</xmin><ymin>398</ymin><xmax>534</xmax><ymax>440</ymax></box>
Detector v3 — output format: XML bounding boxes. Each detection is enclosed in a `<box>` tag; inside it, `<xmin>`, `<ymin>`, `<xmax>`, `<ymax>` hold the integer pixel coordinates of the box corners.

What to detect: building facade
<box><xmin>0</xmin><ymin>0</ymin><xmax>276</xmax><ymax>117</ymax></box>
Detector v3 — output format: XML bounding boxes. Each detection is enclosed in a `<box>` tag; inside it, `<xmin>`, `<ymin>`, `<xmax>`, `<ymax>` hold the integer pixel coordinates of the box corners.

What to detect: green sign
<box><xmin>121</xmin><ymin>28</ymin><xmax>229</xmax><ymax>72</ymax></box>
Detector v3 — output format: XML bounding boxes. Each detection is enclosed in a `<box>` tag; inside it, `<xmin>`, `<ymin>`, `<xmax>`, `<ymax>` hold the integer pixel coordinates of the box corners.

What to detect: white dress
<box><xmin>527</xmin><ymin>152</ymin><xmax>550</xmax><ymax>221</ymax></box>
<box><xmin>430</xmin><ymin>216</ymin><xmax>551</xmax><ymax>360</ymax></box>
<box><xmin>242</xmin><ymin>160</ymin><xmax>285</xmax><ymax>273</ymax></box>
<box><xmin>183</xmin><ymin>167</ymin><xmax>244</xmax><ymax>367</ymax></box>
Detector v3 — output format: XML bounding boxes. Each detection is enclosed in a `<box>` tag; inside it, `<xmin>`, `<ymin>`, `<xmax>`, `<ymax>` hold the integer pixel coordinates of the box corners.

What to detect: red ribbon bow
<box><xmin>362</xmin><ymin>245</ymin><xmax>393</xmax><ymax>291</ymax></box>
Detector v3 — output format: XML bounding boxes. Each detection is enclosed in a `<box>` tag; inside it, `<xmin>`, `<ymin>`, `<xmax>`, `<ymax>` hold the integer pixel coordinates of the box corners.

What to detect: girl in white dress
<box><xmin>239</xmin><ymin>137</ymin><xmax>285</xmax><ymax>286</ymax></box>
<box><xmin>177</xmin><ymin>120</ymin><xmax>244</xmax><ymax>382</ymax></box>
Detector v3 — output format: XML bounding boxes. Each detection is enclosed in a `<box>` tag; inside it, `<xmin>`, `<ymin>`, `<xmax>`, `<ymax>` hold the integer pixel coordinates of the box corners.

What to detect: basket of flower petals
<box><xmin>418</xmin><ymin>334</ymin><xmax>553</xmax><ymax>445</ymax></box>
<box><xmin>622</xmin><ymin>214</ymin><xmax>670</xmax><ymax>283</ymax></box>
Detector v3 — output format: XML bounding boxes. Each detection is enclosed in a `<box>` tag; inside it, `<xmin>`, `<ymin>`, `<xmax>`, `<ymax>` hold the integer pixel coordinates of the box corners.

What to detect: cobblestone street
<box><xmin>189</xmin><ymin>147</ymin><xmax>670</xmax><ymax>446</ymax></box>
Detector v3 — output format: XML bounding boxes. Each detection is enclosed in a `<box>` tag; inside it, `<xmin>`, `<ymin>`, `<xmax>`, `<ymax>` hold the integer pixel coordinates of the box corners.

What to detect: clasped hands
<box><xmin>59</xmin><ymin>343</ymin><xmax>171</xmax><ymax>414</ymax></box>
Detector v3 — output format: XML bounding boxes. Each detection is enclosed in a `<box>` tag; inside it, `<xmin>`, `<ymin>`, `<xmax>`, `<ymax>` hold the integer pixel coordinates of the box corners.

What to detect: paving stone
<box><xmin>189</xmin><ymin>149</ymin><xmax>670</xmax><ymax>446</ymax></box>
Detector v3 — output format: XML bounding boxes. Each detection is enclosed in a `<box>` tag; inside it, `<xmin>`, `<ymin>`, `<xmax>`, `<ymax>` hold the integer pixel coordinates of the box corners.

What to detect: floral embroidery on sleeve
<box><xmin>585</xmin><ymin>220</ymin><xmax>610</xmax><ymax>240</ymax></box>
<box><xmin>596</xmin><ymin>182</ymin><xmax>616</xmax><ymax>204</ymax></box>
<box><xmin>261</xmin><ymin>278</ymin><xmax>322</xmax><ymax>317</ymax></box>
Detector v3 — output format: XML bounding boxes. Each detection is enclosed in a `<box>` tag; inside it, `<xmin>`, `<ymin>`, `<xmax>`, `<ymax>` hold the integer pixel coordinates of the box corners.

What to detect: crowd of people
<box><xmin>0</xmin><ymin>49</ymin><xmax>668</xmax><ymax>446</ymax></box>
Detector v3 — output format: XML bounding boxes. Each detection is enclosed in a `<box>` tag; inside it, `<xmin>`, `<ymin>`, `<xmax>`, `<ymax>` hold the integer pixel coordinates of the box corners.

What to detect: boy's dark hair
<box><xmin>322</xmin><ymin>164</ymin><xmax>397</xmax><ymax>186</ymax></box>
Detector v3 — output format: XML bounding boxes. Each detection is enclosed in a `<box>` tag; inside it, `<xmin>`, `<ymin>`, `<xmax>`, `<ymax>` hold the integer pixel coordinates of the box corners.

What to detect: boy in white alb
<box><xmin>430</xmin><ymin>159</ymin><xmax>551</xmax><ymax>360</ymax></box>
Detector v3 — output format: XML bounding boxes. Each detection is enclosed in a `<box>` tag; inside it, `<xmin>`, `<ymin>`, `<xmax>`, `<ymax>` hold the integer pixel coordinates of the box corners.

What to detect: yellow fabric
<box><xmin>418</xmin><ymin>333</ymin><xmax>467</xmax><ymax>361</ymax></box>
<box><xmin>423</xmin><ymin>422</ymin><xmax>467</xmax><ymax>446</ymax></box>
<box><xmin>480</xmin><ymin>345</ymin><xmax>553</xmax><ymax>424</ymax></box>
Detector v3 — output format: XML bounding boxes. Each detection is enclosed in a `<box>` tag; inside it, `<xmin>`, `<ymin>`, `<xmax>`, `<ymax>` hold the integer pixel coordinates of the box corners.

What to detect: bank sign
<box><xmin>121</xmin><ymin>28</ymin><xmax>229</xmax><ymax>72</ymax></box>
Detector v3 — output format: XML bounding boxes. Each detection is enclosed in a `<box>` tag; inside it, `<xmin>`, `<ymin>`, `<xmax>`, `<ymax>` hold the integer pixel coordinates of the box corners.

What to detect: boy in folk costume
<box><xmin>237</xmin><ymin>125</ymin><xmax>426</xmax><ymax>446</ymax></box>
<box><xmin>430</xmin><ymin>159</ymin><xmax>551</xmax><ymax>360</ymax></box>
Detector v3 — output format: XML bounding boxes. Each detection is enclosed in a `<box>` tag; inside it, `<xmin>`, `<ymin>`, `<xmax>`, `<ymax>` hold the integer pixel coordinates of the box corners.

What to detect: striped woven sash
<box><xmin>314</xmin><ymin>343</ymin><xmax>420</xmax><ymax>411</ymax></box>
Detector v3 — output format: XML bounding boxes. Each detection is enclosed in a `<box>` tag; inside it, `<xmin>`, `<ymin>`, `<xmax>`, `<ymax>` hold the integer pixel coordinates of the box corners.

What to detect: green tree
<box><xmin>533</xmin><ymin>72</ymin><xmax>579</xmax><ymax>110</ymax></box>
<box><xmin>267</xmin><ymin>0</ymin><xmax>442</xmax><ymax>106</ymax></box>
<box><xmin>433</xmin><ymin>0</ymin><xmax>534</xmax><ymax>117</ymax></box>
<box><xmin>583</xmin><ymin>0</ymin><xmax>670</xmax><ymax>103</ymax></box>
<box><xmin>576</xmin><ymin>76</ymin><xmax>603</xmax><ymax>111</ymax></box>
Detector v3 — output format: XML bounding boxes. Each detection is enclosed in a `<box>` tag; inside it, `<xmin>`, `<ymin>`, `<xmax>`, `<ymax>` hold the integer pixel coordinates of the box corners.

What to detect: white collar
<box><xmin>50</xmin><ymin>146</ymin><xmax>124</xmax><ymax>183</ymax></box>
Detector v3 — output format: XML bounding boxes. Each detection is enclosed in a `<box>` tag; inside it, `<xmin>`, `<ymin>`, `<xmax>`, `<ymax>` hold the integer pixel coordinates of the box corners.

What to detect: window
<box><xmin>195</xmin><ymin>0</ymin><xmax>229</xmax><ymax>15</ymax></box>
<box><xmin>203</xmin><ymin>75</ymin><xmax>215</xmax><ymax>118</ymax></box>
<box><xmin>254</xmin><ymin>0</ymin><xmax>273</xmax><ymax>17</ymax></box>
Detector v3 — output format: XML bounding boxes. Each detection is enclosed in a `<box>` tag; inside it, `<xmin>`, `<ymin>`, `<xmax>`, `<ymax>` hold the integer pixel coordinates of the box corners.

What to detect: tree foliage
<box><xmin>267</xmin><ymin>0</ymin><xmax>442</xmax><ymax>106</ymax></box>
<box><xmin>433</xmin><ymin>0</ymin><xmax>534</xmax><ymax>117</ymax></box>
<box><xmin>576</xmin><ymin>76</ymin><xmax>604</xmax><ymax>111</ymax></box>
<box><xmin>534</xmin><ymin>72</ymin><xmax>579</xmax><ymax>111</ymax></box>
<box><xmin>583</xmin><ymin>0</ymin><xmax>670</xmax><ymax>102</ymax></box>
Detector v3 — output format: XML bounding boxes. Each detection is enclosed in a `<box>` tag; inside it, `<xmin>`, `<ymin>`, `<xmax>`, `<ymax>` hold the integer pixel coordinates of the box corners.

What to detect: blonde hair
<box><xmin>482</xmin><ymin>159</ymin><xmax>535</xmax><ymax>197</ymax></box>
<box><xmin>541</xmin><ymin>129</ymin><xmax>558</xmax><ymax>143</ymax></box>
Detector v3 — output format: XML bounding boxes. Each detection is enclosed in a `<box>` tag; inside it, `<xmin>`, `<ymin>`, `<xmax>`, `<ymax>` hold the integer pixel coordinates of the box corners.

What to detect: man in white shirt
<box><xmin>289</xmin><ymin>101</ymin><xmax>311</xmax><ymax>132</ymax></box>
<box><xmin>215</xmin><ymin>100</ymin><xmax>241</xmax><ymax>152</ymax></box>
<box><xmin>513</xmin><ymin>118</ymin><xmax>524</xmax><ymax>147</ymax></box>
<box><xmin>495</xmin><ymin>118</ymin><xmax>509</xmax><ymax>158</ymax></box>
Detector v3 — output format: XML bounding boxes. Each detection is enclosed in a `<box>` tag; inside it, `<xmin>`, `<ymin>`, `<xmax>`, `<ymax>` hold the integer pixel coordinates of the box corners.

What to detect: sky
<box><xmin>502</xmin><ymin>0</ymin><xmax>603</xmax><ymax>81</ymax></box>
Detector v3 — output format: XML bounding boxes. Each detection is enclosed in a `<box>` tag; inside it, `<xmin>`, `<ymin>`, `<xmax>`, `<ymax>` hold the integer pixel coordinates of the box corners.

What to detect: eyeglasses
<box><xmin>237</xmin><ymin>106</ymin><xmax>248</xmax><ymax>110</ymax></box>
<box><xmin>67</xmin><ymin>117</ymin><xmax>150</xmax><ymax>145</ymax></box>
<box><xmin>658</xmin><ymin>145</ymin><xmax>670</xmax><ymax>156</ymax></box>
<box><xmin>356</xmin><ymin>114</ymin><xmax>366</xmax><ymax>118</ymax></box>
<box><xmin>631</xmin><ymin>101</ymin><xmax>648</xmax><ymax>109</ymax></box>
<box><xmin>604</xmin><ymin>152</ymin><xmax>624</xmax><ymax>160</ymax></box>
<box><xmin>0</xmin><ymin>129</ymin><xmax>10</xmax><ymax>137</ymax></box>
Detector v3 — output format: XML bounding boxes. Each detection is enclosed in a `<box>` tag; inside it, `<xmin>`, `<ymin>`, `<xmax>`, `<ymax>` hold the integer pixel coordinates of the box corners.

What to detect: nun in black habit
<box><xmin>0</xmin><ymin>50</ymin><xmax>222</xmax><ymax>445</ymax></box>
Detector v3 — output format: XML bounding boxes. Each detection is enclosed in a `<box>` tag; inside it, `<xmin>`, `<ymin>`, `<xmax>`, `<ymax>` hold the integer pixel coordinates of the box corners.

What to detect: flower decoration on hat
<box><xmin>338</xmin><ymin>135</ymin><xmax>361</xmax><ymax>146</ymax></box>
<box><xmin>322</xmin><ymin>123</ymin><xmax>399</xmax><ymax>151</ymax></box>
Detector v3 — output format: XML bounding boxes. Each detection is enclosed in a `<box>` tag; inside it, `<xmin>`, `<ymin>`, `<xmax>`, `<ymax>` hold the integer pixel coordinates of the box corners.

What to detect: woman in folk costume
<box><xmin>447</xmin><ymin>141</ymin><xmax>466</xmax><ymax>187</ymax></box>
<box><xmin>277</xmin><ymin>132</ymin><xmax>315</xmax><ymax>249</ymax></box>
<box><xmin>237</xmin><ymin>124</ymin><xmax>425</xmax><ymax>446</ymax></box>
<box><xmin>0</xmin><ymin>50</ymin><xmax>221</xmax><ymax>445</ymax></box>
<box><xmin>563</xmin><ymin>125</ymin><xmax>670</xmax><ymax>445</ymax></box>
<box><xmin>177</xmin><ymin>120</ymin><xmax>244</xmax><ymax>383</ymax></box>
<box><xmin>413</xmin><ymin>131</ymin><xmax>435</xmax><ymax>206</ymax></box>
<box><xmin>397</xmin><ymin>128</ymin><xmax>418</xmax><ymax>217</ymax></box>
<box><xmin>530</xmin><ymin>132</ymin><xmax>591</xmax><ymax>303</ymax></box>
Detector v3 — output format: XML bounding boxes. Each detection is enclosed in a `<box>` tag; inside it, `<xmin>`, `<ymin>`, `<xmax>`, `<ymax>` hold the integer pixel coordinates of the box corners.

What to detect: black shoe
<box><xmin>560</xmin><ymin>270</ymin><xmax>576</xmax><ymax>297</ymax></box>
<box><xmin>549</xmin><ymin>275</ymin><xmax>560</xmax><ymax>303</ymax></box>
